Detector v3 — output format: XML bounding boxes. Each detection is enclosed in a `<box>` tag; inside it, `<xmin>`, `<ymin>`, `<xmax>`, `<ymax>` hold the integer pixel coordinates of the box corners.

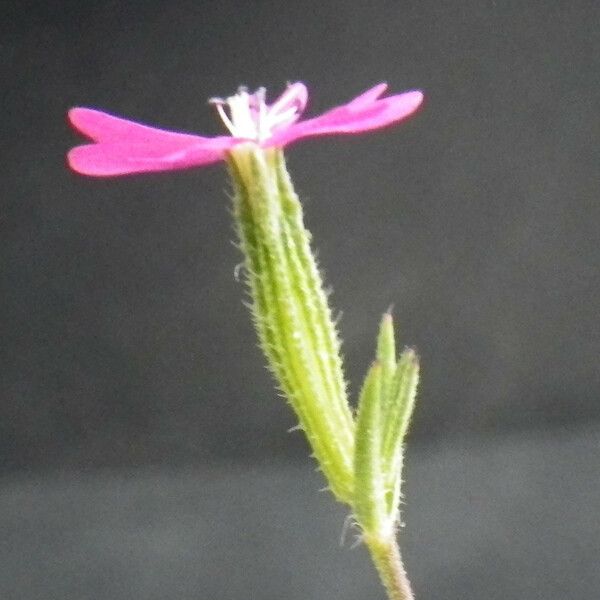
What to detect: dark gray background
<box><xmin>1</xmin><ymin>2</ymin><xmax>599</xmax><ymax>599</ymax></box>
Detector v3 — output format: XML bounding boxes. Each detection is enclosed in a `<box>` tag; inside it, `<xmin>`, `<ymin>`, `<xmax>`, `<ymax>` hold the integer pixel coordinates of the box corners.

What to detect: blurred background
<box><xmin>2</xmin><ymin>1</ymin><xmax>599</xmax><ymax>599</ymax></box>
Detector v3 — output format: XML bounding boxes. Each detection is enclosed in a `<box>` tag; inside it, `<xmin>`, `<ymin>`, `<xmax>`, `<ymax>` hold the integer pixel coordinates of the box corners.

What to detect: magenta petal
<box><xmin>267</xmin><ymin>90</ymin><xmax>423</xmax><ymax>147</ymax></box>
<box><xmin>67</xmin><ymin>107</ymin><xmax>238</xmax><ymax>175</ymax></box>
<box><xmin>346</xmin><ymin>83</ymin><xmax>389</xmax><ymax>108</ymax></box>
<box><xmin>268</xmin><ymin>82</ymin><xmax>309</xmax><ymax>117</ymax></box>
<box><xmin>67</xmin><ymin>137</ymin><xmax>238</xmax><ymax>176</ymax></box>
<box><xmin>68</xmin><ymin>108</ymin><xmax>208</xmax><ymax>145</ymax></box>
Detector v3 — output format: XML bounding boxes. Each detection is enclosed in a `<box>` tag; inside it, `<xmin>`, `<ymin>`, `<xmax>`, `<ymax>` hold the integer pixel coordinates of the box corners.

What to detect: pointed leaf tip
<box><xmin>401</xmin><ymin>347</ymin><xmax>419</xmax><ymax>368</ymax></box>
<box><xmin>376</xmin><ymin>314</ymin><xmax>396</xmax><ymax>366</ymax></box>
<box><xmin>376</xmin><ymin>313</ymin><xmax>396</xmax><ymax>414</ymax></box>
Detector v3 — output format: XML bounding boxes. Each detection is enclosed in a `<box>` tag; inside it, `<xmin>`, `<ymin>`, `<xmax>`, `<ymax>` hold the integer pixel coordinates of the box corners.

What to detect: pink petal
<box><xmin>67</xmin><ymin>137</ymin><xmax>238</xmax><ymax>177</ymax></box>
<box><xmin>346</xmin><ymin>83</ymin><xmax>389</xmax><ymax>108</ymax></box>
<box><xmin>68</xmin><ymin>107</ymin><xmax>208</xmax><ymax>145</ymax></box>
<box><xmin>268</xmin><ymin>82</ymin><xmax>309</xmax><ymax>118</ymax></box>
<box><xmin>267</xmin><ymin>89</ymin><xmax>423</xmax><ymax>148</ymax></box>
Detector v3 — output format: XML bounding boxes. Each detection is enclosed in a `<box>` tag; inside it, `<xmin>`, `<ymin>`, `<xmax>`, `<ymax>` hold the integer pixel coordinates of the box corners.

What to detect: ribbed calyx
<box><xmin>228</xmin><ymin>145</ymin><xmax>355</xmax><ymax>503</ymax></box>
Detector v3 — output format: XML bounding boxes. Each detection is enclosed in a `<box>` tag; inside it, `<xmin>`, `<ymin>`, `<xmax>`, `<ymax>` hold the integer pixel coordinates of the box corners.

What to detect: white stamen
<box><xmin>212</xmin><ymin>85</ymin><xmax>305</xmax><ymax>142</ymax></box>
<box><xmin>215</xmin><ymin>103</ymin><xmax>237</xmax><ymax>136</ymax></box>
<box><xmin>268</xmin><ymin>106</ymin><xmax>300</xmax><ymax>129</ymax></box>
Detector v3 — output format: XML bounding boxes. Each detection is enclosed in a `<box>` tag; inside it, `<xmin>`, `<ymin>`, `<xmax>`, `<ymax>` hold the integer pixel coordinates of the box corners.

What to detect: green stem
<box><xmin>364</xmin><ymin>534</ymin><xmax>415</xmax><ymax>600</ymax></box>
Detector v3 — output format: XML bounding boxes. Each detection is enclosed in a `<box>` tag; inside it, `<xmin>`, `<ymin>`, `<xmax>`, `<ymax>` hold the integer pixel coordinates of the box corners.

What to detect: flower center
<box><xmin>210</xmin><ymin>84</ymin><xmax>307</xmax><ymax>143</ymax></box>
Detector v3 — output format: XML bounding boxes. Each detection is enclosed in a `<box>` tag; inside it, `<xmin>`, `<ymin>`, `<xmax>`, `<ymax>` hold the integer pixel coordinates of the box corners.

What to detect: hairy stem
<box><xmin>364</xmin><ymin>534</ymin><xmax>415</xmax><ymax>600</ymax></box>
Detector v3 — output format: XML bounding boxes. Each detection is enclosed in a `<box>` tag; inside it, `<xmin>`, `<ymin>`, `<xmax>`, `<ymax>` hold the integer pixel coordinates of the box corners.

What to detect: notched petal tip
<box><xmin>348</xmin><ymin>82</ymin><xmax>389</xmax><ymax>107</ymax></box>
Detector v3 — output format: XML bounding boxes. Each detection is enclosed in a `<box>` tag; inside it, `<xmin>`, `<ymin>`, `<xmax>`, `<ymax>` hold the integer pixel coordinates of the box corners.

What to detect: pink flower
<box><xmin>67</xmin><ymin>83</ymin><xmax>423</xmax><ymax>177</ymax></box>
